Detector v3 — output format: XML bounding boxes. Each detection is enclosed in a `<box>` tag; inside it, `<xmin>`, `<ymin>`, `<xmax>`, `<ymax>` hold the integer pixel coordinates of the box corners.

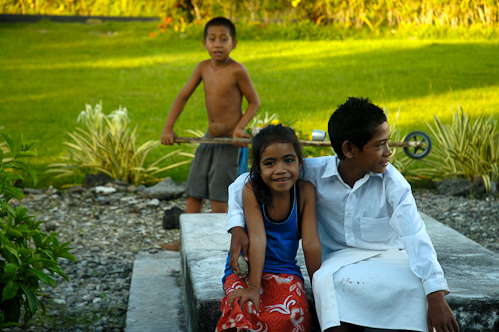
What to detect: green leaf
<box><xmin>23</xmin><ymin>257</ymin><xmax>56</xmax><ymax>268</ymax></box>
<box><xmin>17</xmin><ymin>283</ymin><xmax>37</xmax><ymax>315</ymax></box>
<box><xmin>59</xmin><ymin>252</ymin><xmax>78</xmax><ymax>262</ymax></box>
<box><xmin>26</xmin><ymin>269</ymin><xmax>56</xmax><ymax>287</ymax></box>
<box><xmin>15</xmin><ymin>152</ymin><xmax>37</xmax><ymax>158</ymax></box>
<box><xmin>1</xmin><ymin>281</ymin><xmax>19</xmax><ymax>302</ymax></box>
<box><xmin>0</xmin><ymin>133</ymin><xmax>16</xmax><ymax>158</ymax></box>
<box><xmin>32</xmin><ymin>232</ymin><xmax>42</xmax><ymax>248</ymax></box>
<box><xmin>1</xmin><ymin>263</ymin><xmax>18</xmax><ymax>283</ymax></box>
<box><xmin>40</xmin><ymin>249</ymin><xmax>54</xmax><ymax>260</ymax></box>
<box><xmin>5</xmin><ymin>228</ymin><xmax>22</xmax><ymax>239</ymax></box>
<box><xmin>0</xmin><ymin>201</ymin><xmax>16</xmax><ymax>217</ymax></box>
<box><xmin>1</xmin><ymin>186</ymin><xmax>25</xmax><ymax>201</ymax></box>
<box><xmin>1</xmin><ymin>298</ymin><xmax>20</xmax><ymax>324</ymax></box>
<box><xmin>51</xmin><ymin>236</ymin><xmax>60</xmax><ymax>250</ymax></box>
<box><xmin>0</xmin><ymin>321</ymin><xmax>20</xmax><ymax>328</ymax></box>
<box><xmin>15</xmin><ymin>161</ymin><xmax>38</xmax><ymax>186</ymax></box>
<box><xmin>13</xmin><ymin>205</ymin><xmax>27</xmax><ymax>219</ymax></box>
<box><xmin>20</xmin><ymin>134</ymin><xmax>37</xmax><ymax>151</ymax></box>
<box><xmin>48</xmin><ymin>266</ymin><xmax>69</xmax><ymax>282</ymax></box>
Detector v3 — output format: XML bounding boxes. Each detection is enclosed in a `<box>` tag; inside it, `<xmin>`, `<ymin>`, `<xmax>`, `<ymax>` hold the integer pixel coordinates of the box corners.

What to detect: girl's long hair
<box><xmin>248</xmin><ymin>124</ymin><xmax>303</xmax><ymax>208</ymax></box>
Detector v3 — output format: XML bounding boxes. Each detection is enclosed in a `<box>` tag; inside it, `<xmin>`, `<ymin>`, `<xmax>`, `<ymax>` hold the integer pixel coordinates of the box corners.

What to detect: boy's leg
<box><xmin>210</xmin><ymin>200</ymin><xmax>228</xmax><ymax>213</ymax></box>
<box><xmin>160</xmin><ymin>196</ymin><xmax>203</xmax><ymax>251</ymax></box>
<box><xmin>186</xmin><ymin>196</ymin><xmax>203</xmax><ymax>213</ymax></box>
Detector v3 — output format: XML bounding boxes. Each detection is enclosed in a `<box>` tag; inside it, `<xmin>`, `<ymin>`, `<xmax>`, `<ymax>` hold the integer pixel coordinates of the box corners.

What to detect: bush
<box><xmin>2</xmin><ymin>0</ymin><xmax>497</xmax><ymax>29</ymax></box>
<box><xmin>419</xmin><ymin>107</ymin><xmax>499</xmax><ymax>191</ymax></box>
<box><xmin>384</xmin><ymin>108</ymin><xmax>417</xmax><ymax>178</ymax></box>
<box><xmin>47</xmin><ymin>102</ymin><xmax>194</xmax><ymax>186</ymax></box>
<box><xmin>0</xmin><ymin>133</ymin><xmax>76</xmax><ymax>328</ymax></box>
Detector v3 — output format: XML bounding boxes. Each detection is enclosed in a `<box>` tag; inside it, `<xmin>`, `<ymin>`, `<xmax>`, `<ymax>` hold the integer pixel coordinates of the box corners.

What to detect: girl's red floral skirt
<box><xmin>216</xmin><ymin>273</ymin><xmax>311</xmax><ymax>332</ymax></box>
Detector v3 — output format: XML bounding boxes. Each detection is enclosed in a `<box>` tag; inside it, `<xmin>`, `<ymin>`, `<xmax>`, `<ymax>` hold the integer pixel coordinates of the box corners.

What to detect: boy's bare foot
<box><xmin>159</xmin><ymin>240</ymin><xmax>180</xmax><ymax>251</ymax></box>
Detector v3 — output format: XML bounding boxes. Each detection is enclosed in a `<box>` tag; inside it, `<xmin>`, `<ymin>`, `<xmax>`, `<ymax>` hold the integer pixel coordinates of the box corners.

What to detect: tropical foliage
<box><xmin>0</xmin><ymin>133</ymin><xmax>76</xmax><ymax>328</ymax></box>
<box><xmin>47</xmin><ymin>103</ymin><xmax>194</xmax><ymax>186</ymax></box>
<box><xmin>419</xmin><ymin>108</ymin><xmax>499</xmax><ymax>192</ymax></box>
<box><xmin>384</xmin><ymin>107</ymin><xmax>417</xmax><ymax>178</ymax></box>
<box><xmin>1</xmin><ymin>20</ymin><xmax>498</xmax><ymax>188</ymax></box>
<box><xmin>1</xmin><ymin>0</ymin><xmax>497</xmax><ymax>29</ymax></box>
<box><xmin>248</xmin><ymin>112</ymin><xmax>280</xmax><ymax>137</ymax></box>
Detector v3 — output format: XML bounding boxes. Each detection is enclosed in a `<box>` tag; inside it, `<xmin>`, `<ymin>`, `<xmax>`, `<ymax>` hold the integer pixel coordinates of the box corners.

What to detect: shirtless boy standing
<box><xmin>160</xmin><ymin>17</ymin><xmax>260</xmax><ymax>250</ymax></box>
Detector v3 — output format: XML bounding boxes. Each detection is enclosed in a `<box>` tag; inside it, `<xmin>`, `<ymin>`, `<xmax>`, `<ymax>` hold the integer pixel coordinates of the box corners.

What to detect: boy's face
<box><xmin>350</xmin><ymin>121</ymin><xmax>392</xmax><ymax>174</ymax></box>
<box><xmin>202</xmin><ymin>25</ymin><xmax>236</xmax><ymax>62</ymax></box>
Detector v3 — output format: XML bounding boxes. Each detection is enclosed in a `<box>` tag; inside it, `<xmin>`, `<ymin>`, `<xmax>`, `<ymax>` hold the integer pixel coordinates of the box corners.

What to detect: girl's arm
<box><xmin>228</xmin><ymin>183</ymin><xmax>266</xmax><ymax>312</ymax></box>
<box><xmin>299</xmin><ymin>181</ymin><xmax>322</xmax><ymax>287</ymax></box>
<box><xmin>227</xmin><ymin>175</ymin><xmax>250</xmax><ymax>274</ymax></box>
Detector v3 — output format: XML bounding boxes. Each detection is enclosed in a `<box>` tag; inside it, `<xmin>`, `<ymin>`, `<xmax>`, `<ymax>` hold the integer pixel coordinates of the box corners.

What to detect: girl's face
<box><xmin>259</xmin><ymin>142</ymin><xmax>300</xmax><ymax>195</ymax></box>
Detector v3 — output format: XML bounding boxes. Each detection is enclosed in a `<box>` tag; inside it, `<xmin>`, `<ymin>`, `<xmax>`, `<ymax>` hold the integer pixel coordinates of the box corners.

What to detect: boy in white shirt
<box><xmin>227</xmin><ymin>97</ymin><xmax>459</xmax><ymax>332</ymax></box>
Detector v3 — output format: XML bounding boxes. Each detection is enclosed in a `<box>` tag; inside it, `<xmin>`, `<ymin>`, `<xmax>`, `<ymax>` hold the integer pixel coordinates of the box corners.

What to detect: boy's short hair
<box><xmin>204</xmin><ymin>17</ymin><xmax>236</xmax><ymax>40</ymax></box>
<box><xmin>328</xmin><ymin>97</ymin><xmax>387</xmax><ymax>160</ymax></box>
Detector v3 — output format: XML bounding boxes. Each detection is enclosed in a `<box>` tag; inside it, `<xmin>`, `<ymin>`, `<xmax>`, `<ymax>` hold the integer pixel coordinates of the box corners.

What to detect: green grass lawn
<box><xmin>1</xmin><ymin>20</ymin><xmax>498</xmax><ymax>186</ymax></box>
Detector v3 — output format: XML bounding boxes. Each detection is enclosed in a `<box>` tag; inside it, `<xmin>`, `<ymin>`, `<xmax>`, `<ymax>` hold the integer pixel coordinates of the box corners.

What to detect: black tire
<box><xmin>403</xmin><ymin>131</ymin><xmax>432</xmax><ymax>159</ymax></box>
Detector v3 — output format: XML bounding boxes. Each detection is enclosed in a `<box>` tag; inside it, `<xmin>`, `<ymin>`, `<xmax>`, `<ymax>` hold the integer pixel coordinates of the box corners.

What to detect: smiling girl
<box><xmin>216</xmin><ymin>124</ymin><xmax>322</xmax><ymax>332</ymax></box>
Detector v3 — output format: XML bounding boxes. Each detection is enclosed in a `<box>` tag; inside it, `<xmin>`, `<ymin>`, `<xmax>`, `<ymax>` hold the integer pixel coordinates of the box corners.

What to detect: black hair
<box><xmin>249</xmin><ymin>124</ymin><xmax>303</xmax><ymax>208</ymax></box>
<box><xmin>328</xmin><ymin>97</ymin><xmax>387</xmax><ymax>160</ymax></box>
<box><xmin>204</xmin><ymin>17</ymin><xmax>236</xmax><ymax>40</ymax></box>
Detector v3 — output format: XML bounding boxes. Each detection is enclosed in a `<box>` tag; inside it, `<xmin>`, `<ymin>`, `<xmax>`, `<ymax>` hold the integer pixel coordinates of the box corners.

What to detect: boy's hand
<box><xmin>229</xmin><ymin>227</ymin><xmax>249</xmax><ymax>274</ymax></box>
<box><xmin>228</xmin><ymin>285</ymin><xmax>261</xmax><ymax>312</ymax></box>
<box><xmin>161</xmin><ymin>128</ymin><xmax>178</xmax><ymax>145</ymax></box>
<box><xmin>427</xmin><ymin>291</ymin><xmax>460</xmax><ymax>332</ymax></box>
<box><xmin>232</xmin><ymin>128</ymin><xmax>251</xmax><ymax>148</ymax></box>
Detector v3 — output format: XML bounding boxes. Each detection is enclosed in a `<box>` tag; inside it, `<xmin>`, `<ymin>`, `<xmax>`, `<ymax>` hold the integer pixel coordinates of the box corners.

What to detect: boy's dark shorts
<box><xmin>185</xmin><ymin>140</ymin><xmax>239</xmax><ymax>202</ymax></box>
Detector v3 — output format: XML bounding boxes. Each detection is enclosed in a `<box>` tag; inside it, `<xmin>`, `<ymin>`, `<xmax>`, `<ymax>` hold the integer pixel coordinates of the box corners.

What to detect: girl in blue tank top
<box><xmin>216</xmin><ymin>124</ymin><xmax>322</xmax><ymax>332</ymax></box>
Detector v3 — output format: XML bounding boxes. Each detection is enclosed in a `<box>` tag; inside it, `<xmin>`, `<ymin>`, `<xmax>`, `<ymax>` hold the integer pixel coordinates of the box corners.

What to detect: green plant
<box><xmin>2</xmin><ymin>22</ymin><xmax>499</xmax><ymax>186</ymax></box>
<box><xmin>419</xmin><ymin>107</ymin><xmax>499</xmax><ymax>191</ymax></box>
<box><xmin>0</xmin><ymin>127</ymin><xmax>6</xmax><ymax>163</ymax></box>
<box><xmin>0</xmin><ymin>133</ymin><xmax>76</xmax><ymax>328</ymax></box>
<box><xmin>384</xmin><ymin>107</ymin><xmax>418</xmax><ymax>178</ymax></box>
<box><xmin>248</xmin><ymin>112</ymin><xmax>280</xmax><ymax>137</ymax></box>
<box><xmin>47</xmin><ymin>102</ymin><xmax>194</xmax><ymax>186</ymax></box>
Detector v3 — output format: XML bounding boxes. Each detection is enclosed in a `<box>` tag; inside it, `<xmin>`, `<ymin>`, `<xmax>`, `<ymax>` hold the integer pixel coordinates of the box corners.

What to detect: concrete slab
<box><xmin>180</xmin><ymin>212</ymin><xmax>499</xmax><ymax>332</ymax></box>
<box><xmin>425</xmin><ymin>218</ymin><xmax>499</xmax><ymax>331</ymax></box>
<box><xmin>179</xmin><ymin>213</ymin><xmax>231</xmax><ymax>332</ymax></box>
<box><xmin>125</xmin><ymin>250</ymin><xmax>186</xmax><ymax>332</ymax></box>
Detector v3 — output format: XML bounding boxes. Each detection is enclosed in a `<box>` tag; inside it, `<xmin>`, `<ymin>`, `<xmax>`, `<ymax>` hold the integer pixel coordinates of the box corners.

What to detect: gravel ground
<box><xmin>413</xmin><ymin>189</ymin><xmax>499</xmax><ymax>253</ymax></box>
<box><xmin>4</xmin><ymin>185</ymin><xmax>499</xmax><ymax>331</ymax></box>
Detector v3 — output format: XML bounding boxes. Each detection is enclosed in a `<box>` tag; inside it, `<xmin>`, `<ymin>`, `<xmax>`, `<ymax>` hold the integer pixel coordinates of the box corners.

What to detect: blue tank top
<box><xmin>223</xmin><ymin>184</ymin><xmax>303</xmax><ymax>283</ymax></box>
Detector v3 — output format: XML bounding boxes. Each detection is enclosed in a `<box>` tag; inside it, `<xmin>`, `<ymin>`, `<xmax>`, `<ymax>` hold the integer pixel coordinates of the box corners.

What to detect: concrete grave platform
<box><xmin>126</xmin><ymin>250</ymin><xmax>186</xmax><ymax>332</ymax></box>
<box><xmin>179</xmin><ymin>213</ymin><xmax>499</xmax><ymax>332</ymax></box>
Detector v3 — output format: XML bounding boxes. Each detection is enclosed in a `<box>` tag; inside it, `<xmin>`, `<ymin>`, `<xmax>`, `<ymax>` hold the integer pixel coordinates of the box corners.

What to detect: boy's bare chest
<box><xmin>202</xmin><ymin>69</ymin><xmax>238</xmax><ymax>94</ymax></box>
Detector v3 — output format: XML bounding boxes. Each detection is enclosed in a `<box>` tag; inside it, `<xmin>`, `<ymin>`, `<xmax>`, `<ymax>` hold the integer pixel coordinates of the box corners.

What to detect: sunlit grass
<box><xmin>0</xmin><ymin>21</ymin><xmax>498</xmax><ymax>187</ymax></box>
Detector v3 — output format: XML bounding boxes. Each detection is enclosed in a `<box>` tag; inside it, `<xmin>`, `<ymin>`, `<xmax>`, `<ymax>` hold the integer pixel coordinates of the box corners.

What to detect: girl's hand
<box><xmin>228</xmin><ymin>285</ymin><xmax>261</xmax><ymax>312</ymax></box>
<box><xmin>229</xmin><ymin>227</ymin><xmax>249</xmax><ymax>274</ymax></box>
<box><xmin>427</xmin><ymin>291</ymin><xmax>460</xmax><ymax>332</ymax></box>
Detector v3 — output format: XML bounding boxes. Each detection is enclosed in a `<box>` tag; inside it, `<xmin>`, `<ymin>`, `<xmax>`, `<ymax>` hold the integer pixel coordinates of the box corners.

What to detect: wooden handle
<box><xmin>174</xmin><ymin>137</ymin><xmax>424</xmax><ymax>148</ymax></box>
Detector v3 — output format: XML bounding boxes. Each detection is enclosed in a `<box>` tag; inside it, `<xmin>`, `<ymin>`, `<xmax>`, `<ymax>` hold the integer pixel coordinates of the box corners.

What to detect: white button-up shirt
<box><xmin>227</xmin><ymin>155</ymin><xmax>449</xmax><ymax>296</ymax></box>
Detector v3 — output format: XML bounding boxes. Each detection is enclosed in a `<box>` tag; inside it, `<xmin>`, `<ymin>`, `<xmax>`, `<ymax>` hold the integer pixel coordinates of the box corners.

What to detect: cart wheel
<box><xmin>403</xmin><ymin>131</ymin><xmax>432</xmax><ymax>159</ymax></box>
